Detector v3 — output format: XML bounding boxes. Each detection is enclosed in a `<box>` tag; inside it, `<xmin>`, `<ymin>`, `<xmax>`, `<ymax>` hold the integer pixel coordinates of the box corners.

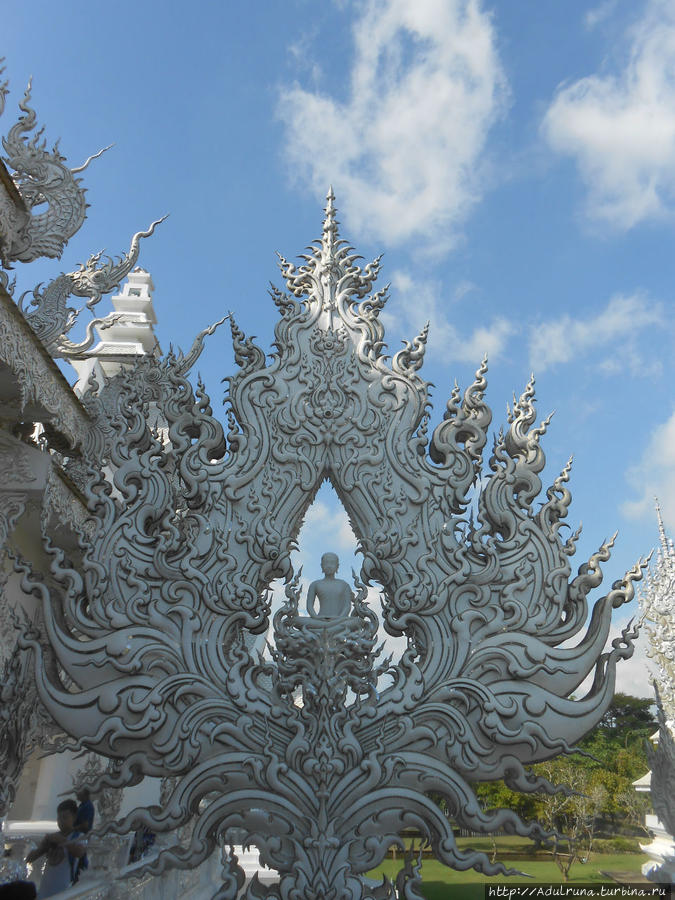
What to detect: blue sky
<box><xmin>3</xmin><ymin>0</ymin><xmax>675</xmax><ymax>695</ymax></box>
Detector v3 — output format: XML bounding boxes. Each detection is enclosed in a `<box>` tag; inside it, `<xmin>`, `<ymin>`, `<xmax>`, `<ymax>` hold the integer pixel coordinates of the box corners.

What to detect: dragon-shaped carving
<box><xmin>16</xmin><ymin>192</ymin><xmax>645</xmax><ymax>898</ymax></box>
<box><xmin>0</xmin><ymin>65</ymin><xmax>109</xmax><ymax>266</ymax></box>
<box><xmin>17</xmin><ymin>217</ymin><xmax>166</xmax><ymax>358</ymax></box>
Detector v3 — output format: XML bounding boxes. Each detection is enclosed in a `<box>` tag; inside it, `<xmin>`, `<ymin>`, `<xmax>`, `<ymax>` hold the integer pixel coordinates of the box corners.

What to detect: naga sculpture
<box><xmin>17</xmin><ymin>192</ymin><xmax>645</xmax><ymax>899</ymax></box>
<box><xmin>0</xmin><ymin>61</ymin><xmax>108</xmax><ymax>266</ymax></box>
<box><xmin>17</xmin><ymin>216</ymin><xmax>166</xmax><ymax>358</ymax></box>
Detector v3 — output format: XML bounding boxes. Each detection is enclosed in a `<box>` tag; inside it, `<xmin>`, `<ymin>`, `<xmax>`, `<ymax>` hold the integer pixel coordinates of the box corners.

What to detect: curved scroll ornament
<box><xmin>18</xmin><ymin>192</ymin><xmax>645</xmax><ymax>898</ymax></box>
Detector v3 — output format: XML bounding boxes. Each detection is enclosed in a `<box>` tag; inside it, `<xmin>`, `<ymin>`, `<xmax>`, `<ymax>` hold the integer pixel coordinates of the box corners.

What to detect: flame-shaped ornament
<box><xmin>18</xmin><ymin>192</ymin><xmax>646</xmax><ymax>899</ymax></box>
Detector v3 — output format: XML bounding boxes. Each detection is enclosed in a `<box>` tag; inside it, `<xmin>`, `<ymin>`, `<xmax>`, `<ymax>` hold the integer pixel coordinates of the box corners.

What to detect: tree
<box><xmin>467</xmin><ymin>693</ymin><xmax>656</xmax><ymax>874</ymax></box>
<box><xmin>594</xmin><ymin>693</ymin><xmax>655</xmax><ymax>745</ymax></box>
<box><xmin>533</xmin><ymin>760</ymin><xmax>607</xmax><ymax>881</ymax></box>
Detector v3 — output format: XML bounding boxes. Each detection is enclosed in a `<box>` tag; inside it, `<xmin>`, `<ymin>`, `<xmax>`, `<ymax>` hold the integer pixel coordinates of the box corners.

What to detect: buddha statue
<box><xmin>306</xmin><ymin>552</ymin><xmax>353</xmax><ymax>619</ymax></box>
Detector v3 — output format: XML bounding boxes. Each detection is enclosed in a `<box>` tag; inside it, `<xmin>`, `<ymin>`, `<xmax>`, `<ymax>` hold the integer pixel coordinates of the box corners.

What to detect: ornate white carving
<box><xmin>72</xmin><ymin>753</ymin><xmax>124</xmax><ymax>823</ymax></box>
<box><xmin>0</xmin><ymin>176</ymin><xmax>25</xmax><ymax>267</ymax></box>
<box><xmin>0</xmin><ymin>490</ymin><xmax>27</xmax><ymax>552</ymax></box>
<box><xmin>639</xmin><ymin>505</ymin><xmax>675</xmax><ymax>883</ymax></box>
<box><xmin>0</xmin><ymin>490</ymin><xmax>28</xmax><ymax>611</ymax></box>
<box><xmin>0</xmin><ymin>290</ymin><xmax>91</xmax><ymax>447</ymax></box>
<box><xmin>0</xmin><ymin>267</ymin><xmax>16</xmax><ymax>296</ymax></box>
<box><xmin>0</xmin><ymin>59</ymin><xmax>7</xmax><ymax>120</ymax></box>
<box><xmin>41</xmin><ymin>463</ymin><xmax>91</xmax><ymax>539</ymax></box>
<box><xmin>641</xmin><ymin>505</ymin><xmax>675</xmax><ymax>720</ymax></box>
<box><xmin>0</xmin><ymin>628</ymin><xmax>58</xmax><ymax>817</ymax></box>
<box><xmin>18</xmin><ymin>192</ymin><xmax>645</xmax><ymax>898</ymax></box>
<box><xmin>0</xmin><ymin>73</ymin><xmax>109</xmax><ymax>265</ymax></box>
<box><xmin>18</xmin><ymin>218</ymin><xmax>166</xmax><ymax>358</ymax></box>
<box><xmin>0</xmin><ymin>431</ymin><xmax>37</xmax><ymax>484</ymax></box>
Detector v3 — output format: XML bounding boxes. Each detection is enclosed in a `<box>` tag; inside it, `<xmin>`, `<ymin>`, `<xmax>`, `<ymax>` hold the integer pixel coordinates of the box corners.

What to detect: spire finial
<box><xmin>322</xmin><ymin>186</ymin><xmax>338</xmax><ymax>261</ymax></box>
<box><xmin>655</xmin><ymin>497</ymin><xmax>669</xmax><ymax>552</ymax></box>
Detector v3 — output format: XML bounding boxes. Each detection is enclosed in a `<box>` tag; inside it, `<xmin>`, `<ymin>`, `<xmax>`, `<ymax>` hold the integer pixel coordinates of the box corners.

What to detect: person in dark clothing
<box><xmin>74</xmin><ymin>788</ymin><xmax>95</xmax><ymax>834</ymax></box>
<box><xmin>0</xmin><ymin>882</ymin><xmax>37</xmax><ymax>899</ymax></box>
<box><xmin>72</xmin><ymin>788</ymin><xmax>95</xmax><ymax>882</ymax></box>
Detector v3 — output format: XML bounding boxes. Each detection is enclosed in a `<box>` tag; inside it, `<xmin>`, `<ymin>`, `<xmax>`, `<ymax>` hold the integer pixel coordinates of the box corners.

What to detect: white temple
<box><xmin>635</xmin><ymin>508</ymin><xmax>675</xmax><ymax>884</ymax></box>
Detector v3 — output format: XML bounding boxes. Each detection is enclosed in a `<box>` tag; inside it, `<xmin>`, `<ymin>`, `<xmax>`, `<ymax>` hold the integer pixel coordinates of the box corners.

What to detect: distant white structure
<box><xmin>70</xmin><ymin>268</ymin><xmax>160</xmax><ymax>392</ymax></box>
<box><xmin>637</xmin><ymin>504</ymin><xmax>675</xmax><ymax>884</ymax></box>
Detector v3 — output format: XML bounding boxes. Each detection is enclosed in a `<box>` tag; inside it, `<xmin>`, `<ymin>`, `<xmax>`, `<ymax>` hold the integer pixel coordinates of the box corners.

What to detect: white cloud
<box><xmin>528</xmin><ymin>292</ymin><xmax>662</xmax><ymax>373</ymax></box>
<box><xmin>572</xmin><ymin>614</ymin><xmax>656</xmax><ymax>699</ymax></box>
<box><xmin>382</xmin><ymin>271</ymin><xmax>514</xmax><ymax>363</ymax></box>
<box><xmin>584</xmin><ymin>0</ymin><xmax>619</xmax><ymax>31</ymax></box>
<box><xmin>300</xmin><ymin>497</ymin><xmax>357</xmax><ymax>555</ymax></box>
<box><xmin>278</xmin><ymin>0</ymin><xmax>507</xmax><ymax>252</ymax></box>
<box><xmin>542</xmin><ymin>0</ymin><xmax>675</xmax><ymax>230</ymax></box>
<box><xmin>612</xmin><ymin>618</ymin><xmax>656</xmax><ymax>698</ymax></box>
<box><xmin>622</xmin><ymin>409</ymin><xmax>675</xmax><ymax>527</ymax></box>
<box><xmin>287</xmin><ymin>26</ymin><xmax>322</xmax><ymax>88</ymax></box>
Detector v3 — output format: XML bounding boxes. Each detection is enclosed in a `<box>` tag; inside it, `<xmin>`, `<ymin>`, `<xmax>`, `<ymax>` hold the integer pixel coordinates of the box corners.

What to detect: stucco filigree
<box><xmin>18</xmin><ymin>193</ymin><xmax>644</xmax><ymax>898</ymax></box>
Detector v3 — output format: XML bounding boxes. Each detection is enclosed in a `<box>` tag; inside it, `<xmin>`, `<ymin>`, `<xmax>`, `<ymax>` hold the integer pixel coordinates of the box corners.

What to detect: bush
<box><xmin>592</xmin><ymin>837</ymin><xmax>642</xmax><ymax>854</ymax></box>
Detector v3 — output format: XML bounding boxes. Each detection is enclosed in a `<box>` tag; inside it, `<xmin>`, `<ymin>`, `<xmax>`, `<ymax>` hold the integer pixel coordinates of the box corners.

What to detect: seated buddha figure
<box><xmin>306</xmin><ymin>552</ymin><xmax>353</xmax><ymax>624</ymax></box>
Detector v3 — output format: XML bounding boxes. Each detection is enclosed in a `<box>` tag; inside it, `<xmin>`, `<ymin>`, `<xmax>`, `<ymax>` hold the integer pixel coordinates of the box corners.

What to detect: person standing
<box><xmin>74</xmin><ymin>788</ymin><xmax>95</xmax><ymax>835</ymax></box>
<box><xmin>72</xmin><ymin>787</ymin><xmax>95</xmax><ymax>882</ymax></box>
<box><xmin>25</xmin><ymin>800</ymin><xmax>86</xmax><ymax>898</ymax></box>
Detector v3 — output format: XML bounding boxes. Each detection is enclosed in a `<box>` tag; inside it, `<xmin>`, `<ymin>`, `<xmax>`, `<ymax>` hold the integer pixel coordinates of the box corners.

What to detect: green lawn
<box><xmin>367</xmin><ymin>837</ymin><xmax>649</xmax><ymax>899</ymax></box>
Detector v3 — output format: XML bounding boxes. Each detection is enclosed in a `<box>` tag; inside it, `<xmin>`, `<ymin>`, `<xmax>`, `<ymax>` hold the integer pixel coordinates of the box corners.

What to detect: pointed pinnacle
<box><xmin>324</xmin><ymin>187</ymin><xmax>337</xmax><ymax>227</ymax></box>
<box><xmin>655</xmin><ymin>497</ymin><xmax>669</xmax><ymax>552</ymax></box>
<box><xmin>321</xmin><ymin>187</ymin><xmax>340</xmax><ymax>262</ymax></box>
